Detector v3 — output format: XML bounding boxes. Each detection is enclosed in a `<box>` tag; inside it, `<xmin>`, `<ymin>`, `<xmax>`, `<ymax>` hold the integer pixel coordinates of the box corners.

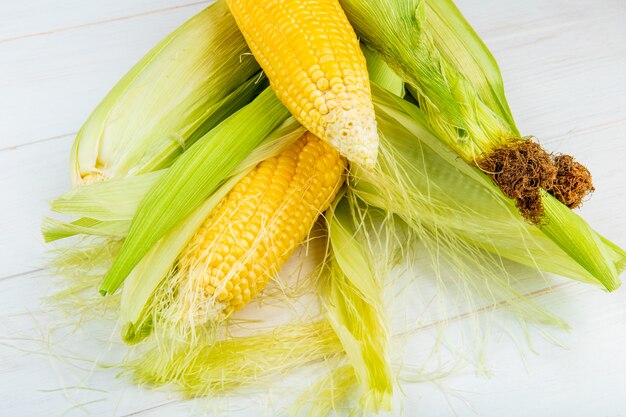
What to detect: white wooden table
<box><xmin>1</xmin><ymin>1</ymin><xmax>626</xmax><ymax>416</ymax></box>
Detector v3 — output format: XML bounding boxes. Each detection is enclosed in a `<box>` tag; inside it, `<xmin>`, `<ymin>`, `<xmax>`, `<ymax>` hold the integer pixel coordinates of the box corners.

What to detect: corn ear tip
<box><xmin>326</xmin><ymin>108</ymin><xmax>379</xmax><ymax>169</ymax></box>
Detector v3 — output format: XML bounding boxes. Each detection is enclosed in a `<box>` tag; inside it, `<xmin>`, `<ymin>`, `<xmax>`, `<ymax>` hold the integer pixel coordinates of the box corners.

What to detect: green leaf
<box><xmin>100</xmin><ymin>88</ymin><xmax>290</xmax><ymax>295</ymax></box>
<box><xmin>340</xmin><ymin>0</ymin><xmax>515</xmax><ymax>159</ymax></box>
<box><xmin>364</xmin><ymin>84</ymin><xmax>624</xmax><ymax>291</ymax></box>
<box><xmin>72</xmin><ymin>0</ymin><xmax>262</xmax><ymax>184</ymax></box>
<box><xmin>322</xmin><ymin>195</ymin><xmax>392</xmax><ymax>412</ymax></box>
<box><xmin>424</xmin><ymin>0</ymin><xmax>518</xmax><ymax>134</ymax></box>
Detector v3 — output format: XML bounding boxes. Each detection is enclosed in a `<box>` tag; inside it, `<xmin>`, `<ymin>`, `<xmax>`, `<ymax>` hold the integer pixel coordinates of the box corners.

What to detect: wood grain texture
<box><xmin>0</xmin><ymin>0</ymin><xmax>210</xmax><ymax>41</ymax></box>
<box><xmin>0</xmin><ymin>3</ymin><xmax>208</xmax><ymax>150</ymax></box>
<box><xmin>1</xmin><ymin>0</ymin><xmax>625</xmax><ymax>415</ymax></box>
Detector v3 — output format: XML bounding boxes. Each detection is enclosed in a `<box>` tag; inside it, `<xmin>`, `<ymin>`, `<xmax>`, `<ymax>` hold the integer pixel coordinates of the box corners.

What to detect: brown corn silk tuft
<box><xmin>174</xmin><ymin>131</ymin><xmax>346</xmax><ymax>323</ymax></box>
<box><xmin>477</xmin><ymin>141</ymin><xmax>556</xmax><ymax>223</ymax></box>
<box><xmin>548</xmin><ymin>155</ymin><xmax>594</xmax><ymax>208</ymax></box>
<box><xmin>477</xmin><ymin>141</ymin><xmax>594</xmax><ymax>223</ymax></box>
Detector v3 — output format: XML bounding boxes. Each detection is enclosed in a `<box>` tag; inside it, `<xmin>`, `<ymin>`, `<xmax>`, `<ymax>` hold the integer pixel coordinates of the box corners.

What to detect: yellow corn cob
<box><xmin>226</xmin><ymin>0</ymin><xmax>379</xmax><ymax>168</ymax></box>
<box><xmin>175</xmin><ymin>132</ymin><xmax>346</xmax><ymax>323</ymax></box>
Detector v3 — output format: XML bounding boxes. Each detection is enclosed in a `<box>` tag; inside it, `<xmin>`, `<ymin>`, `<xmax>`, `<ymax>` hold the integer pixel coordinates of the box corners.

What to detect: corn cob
<box><xmin>100</xmin><ymin>88</ymin><xmax>291</xmax><ymax>296</ymax></box>
<box><xmin>226</xmin><ymin>0</ymin><xmax>379</xmax><ymax>168</ymax></box>
<box><xmin>173</xmin><ymin>131</ymin><xmax>346</xmax><ymax>322</ymax></box>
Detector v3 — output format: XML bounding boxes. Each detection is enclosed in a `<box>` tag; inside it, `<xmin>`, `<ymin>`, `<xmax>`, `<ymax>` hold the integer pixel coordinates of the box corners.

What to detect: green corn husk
<box><xmin>361</xmin><ymin>46</ymin><xmax>405</xmax><ymax>98</ymax></box>
<box><xmin>47</xmin><ymin>82</ymin><xmax>624</xmax><ymax>295</ymax></box>
<box><xmin>44</xmin><ymin>79</ymin><xmax>624</xmax><ymax>412</ymax></box>
<box><xmin>360</xmin><ymin>46</ymin><xmax>624</xmax><ymax>291</ymax></box>
<box><xmin>45</xmin><ymin>81</ymin><xmax>624</xmax><ymax>409</ymax></box>
<box><xmin>339</xmin><ymin>0</ymin><xmax>515</xmax><ymax>160</ymax></box>
<box><xmin>100</xmin><ymin>88</ymin><xmax>291</xmax><ymax>295</ymax></box>
<box><xmin>423</xmin><ymin>0</ymin><xmax>518</xmax><ymax>133</ymax></box>
<box><xmin>42</xmin><ymin>217</ymin><xmax>130</xmax><ymax>242</ymax></box>
<box><xmin>119</xmin><ymin>120</ymin><xmax>305</xmax><ymax>344</ymax></box>
<box><xmin>72</xmin><ymin>0</ymin><xmax>263</xmax><ymax>185</ymax></box>
<box><xmin>42</xmin><ymin>119</ymin><xmax>304</xmax><ymax>244</ymax></box>
<box><xmin>340</xmin><ymin>0</ymin><xmax>599</xmax><ymax>222</ymax></box>
<box><xmin>42</xmin><ymin>171</ymin><xmax>164</xmax><ymax>242</ymax></box>
<box><xmin>362</xmin><ymin>83</ymin><xmax>624</xmax><ymax>291</ymax></box>
<box><xmin>321</xmin><ymin>194</ymin><xmax>393</xmax><ymax>411</ymax></box>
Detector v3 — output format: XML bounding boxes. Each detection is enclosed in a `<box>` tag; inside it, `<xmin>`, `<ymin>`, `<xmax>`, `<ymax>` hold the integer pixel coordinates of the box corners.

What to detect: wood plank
<box><xmin>456</xmin><ymin>0</ymin><xmax>625</xmax><ymax>42</ymax></box>
<box><xmin>0</xmin><ymin>272</ymin><xmax>180</xmax><ymax>417</ymax></box>
<box><xmin>0</xmin><ymin>137</ymin><xmax>72</xmax><ymax>278</ymax></box>
<box><xmin>0</xmin><ymin>0</ymin><xmax>211</xmax><ymax>41</ymax></box>
<box><xmin>0</xmin><ymin>4</ymin><xmax>208</xmax><ymax>150</ymax></box>
<box><xmin>454</xmin><ymin>0</ymin><xmax>626</xmax><ymax>143</ymax></box>
<box><xmin>401</xmin><ymin>282</ymin><xmax>626</xmax><ymax>416</ymax></box>
<box><xmin>491</xmin><ymin>16</ymin><xmax>626</xmax><ymax>142</ymax></box>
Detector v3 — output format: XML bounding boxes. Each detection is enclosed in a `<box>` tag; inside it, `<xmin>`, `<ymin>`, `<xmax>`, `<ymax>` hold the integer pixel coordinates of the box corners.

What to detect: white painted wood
<box><xmin>0</xmin><ymin>137</ymin><xmax>72</xmax><ymax>278</ymax></box>
<box><xmin>1</xmin><ymin>0</ymin><xmax>625</xmax><ymax>416</ymax></box>
<box><xmin>453</xmin><ymin>0</ymin><xmax>626</xmax><ymax>146</ymax></box>
<box><xmin>0</xmin><ymin>4</ymin><xmax>209</xmax><ymax>149</ymax></box>
<box><xmin>0</xmin><ymin>0</ymin><xmax>211</xmax><ymax>41</ymax></box>
<box><xmin>402</xmin><ymin>282</ymin><xmax>626</xmax><ymax>417</ymax></box>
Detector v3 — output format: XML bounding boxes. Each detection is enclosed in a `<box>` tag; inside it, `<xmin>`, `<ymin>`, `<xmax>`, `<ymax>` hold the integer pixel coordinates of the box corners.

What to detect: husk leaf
<box><xmin>72</xmin><ymin>0</ymin><xmax>263</xmax><ymax>184</ymax></box>
<box><xmin>100</xmin><ymin>88</ymin><xmax>290</xmax><ymax>295</ymax></box>
<box><xmin>322</xmin><ymin>194</ymin><xmax>393</xmax><ymax>411</ymax></box>
<box><xmin>365</xmin><ymin>84</ymin><xmax>624</xmax><ymax>291</ymax></box>
<box><xmin>340</xmin><ymin>0</ymin><xmax>512</xmax><ymax>159</ymax></box>
<box><xmin>119</xmin><ymin>120</ymin><xmax>305</xmax><ymax>343</ymax></box>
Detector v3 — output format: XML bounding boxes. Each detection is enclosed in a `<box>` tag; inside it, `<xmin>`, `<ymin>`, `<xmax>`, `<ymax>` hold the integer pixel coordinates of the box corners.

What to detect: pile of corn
<box><xmin>44</xmin><ymin>0</ymin><xmax>625</xmax><ymax>414</ymax></box>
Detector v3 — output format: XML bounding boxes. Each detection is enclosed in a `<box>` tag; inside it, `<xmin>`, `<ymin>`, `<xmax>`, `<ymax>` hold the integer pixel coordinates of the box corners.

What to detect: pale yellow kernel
<box><xmin>207</xmin><ymin>273</ymin><xmax>220</xmax><ymax>288</ymax></box>
<box><xmin>303</xmin><ymin>83</ymin><xmax>316</xmax><ymax>97</ymax></box>
<box><xmin>312</xmin><ymin>111</ymin><xmax>323</xmax><ymax>125</ymax></box>
<box><xmin>331</xmin><ymin>83</ymin><xmax>346</xmax><ymax>94</ymax></box>
<box><xmin>316</xmin><ymin>78</ymin><xmax>329</xmax><ymax>91</ymax></box>
<box><xmin>218</xmin><ymin>243</ymin><xmax>230</xmax><ymax>255</ymax></box>
<box><xmin>308</xmin><ymin>64</ymin><xmax>321</xmax><ymax>75</ymax></box>
<box><xmin>319</xmin><ymin>54</ymin><xmax>334</xmax><ymax>64</ymax></box>
<box><xmin>240</xmin><ymin>278</ymin><xmax>250</xmax><ymax>289</ymax></box>
<box><xmin>311</xmin><ymin>69</ymin><xmax>324</xmax><ymax>83</ymax></box>
<box><xmin>216</xmin><ymin>287</ymin><xmax>229</xmax><ymax>301</ymax></box>
<box><xmin>343</xmin><ymin>68</ymin><xmax>355</xmax><ymax>77</ymax></box>
<box><xmin>314</xmin><ymin>96</ymin><xmax>325</xmax><ymax>110</ymax></box>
